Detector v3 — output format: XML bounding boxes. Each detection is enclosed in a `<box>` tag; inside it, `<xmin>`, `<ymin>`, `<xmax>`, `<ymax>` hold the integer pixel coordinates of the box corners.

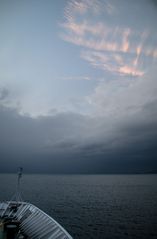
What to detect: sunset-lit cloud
<box><xmin>61</xmin><ymin>0</ymin><xmax>157</xmax><ymax>77</ymax></box>
<box><xmin>118</xmin><ymin>66</ymin><xmax>144</xmax><ymax>77</ymax></box>
<box><xmin>81</xmin><ymin>50</ymin><xmax>144</xmax><ymax>77</ymax></box>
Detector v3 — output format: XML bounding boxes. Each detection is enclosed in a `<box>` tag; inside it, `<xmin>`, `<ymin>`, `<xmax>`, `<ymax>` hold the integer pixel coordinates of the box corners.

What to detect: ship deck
<box><xmin>0</xmin><ymin>201</ymin><xmax>72</xmax><ymax>239</ymax></box>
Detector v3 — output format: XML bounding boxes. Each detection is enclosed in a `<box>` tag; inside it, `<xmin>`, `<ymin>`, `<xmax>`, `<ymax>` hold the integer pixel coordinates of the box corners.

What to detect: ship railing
<box><xmin>16</xmin><ymin>203</ymin><xmax>73</xmax><ymax>239</ymax></box>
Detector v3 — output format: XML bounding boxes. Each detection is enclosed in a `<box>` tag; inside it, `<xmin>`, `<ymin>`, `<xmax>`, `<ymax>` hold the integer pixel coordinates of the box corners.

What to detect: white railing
<box><xmin>0</xmin><ymin>201</ymin><xmax>73</xmax><ymax>239</ymax></box>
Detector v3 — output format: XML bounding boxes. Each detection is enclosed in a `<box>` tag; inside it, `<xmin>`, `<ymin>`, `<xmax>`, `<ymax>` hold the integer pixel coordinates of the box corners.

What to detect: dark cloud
<box><xmin>0</xmin><ymin>98</ymin><xmax>157</xmax><ymax>173</ymax></box>
<box><xmin>152</xmin><ymin>0</ymin><xmax>157</xmax><ymax>7</ymax></box>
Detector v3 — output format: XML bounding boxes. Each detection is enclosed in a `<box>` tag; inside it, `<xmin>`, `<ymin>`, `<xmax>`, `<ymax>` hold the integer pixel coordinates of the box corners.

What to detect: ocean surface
<box><xmin>0</xmin><ymin>174</ymin><xmax>157</xmax><ymax>239</ymax></box>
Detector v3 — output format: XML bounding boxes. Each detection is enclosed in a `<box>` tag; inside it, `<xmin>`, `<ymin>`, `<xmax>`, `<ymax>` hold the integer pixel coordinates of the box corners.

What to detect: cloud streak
<box><xmin>60</xmin><ymin>0</ymin><xmax>157</xmax><ymax>77</ymax></box>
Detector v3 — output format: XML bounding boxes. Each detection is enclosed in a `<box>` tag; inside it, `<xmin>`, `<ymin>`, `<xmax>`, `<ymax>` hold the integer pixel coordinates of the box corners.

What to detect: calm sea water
<box><xmin>0</xmin><ymin>174</ymin><xmax>157</xmax><ymax>239</ymax></box>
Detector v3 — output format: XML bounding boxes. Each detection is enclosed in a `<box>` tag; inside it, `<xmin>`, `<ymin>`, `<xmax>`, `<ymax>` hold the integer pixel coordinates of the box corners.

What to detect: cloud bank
<box><xmin>1</xmin><ymin>68</ymin><xmax>157</xmax><ymax>173</ymax></box>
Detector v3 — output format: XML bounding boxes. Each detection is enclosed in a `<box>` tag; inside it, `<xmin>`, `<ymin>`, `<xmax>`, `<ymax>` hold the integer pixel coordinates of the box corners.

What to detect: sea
<box><xmin>0</xmin><ymin>174</ymin><xmax>157</xmax><ymax>239</ymax></box>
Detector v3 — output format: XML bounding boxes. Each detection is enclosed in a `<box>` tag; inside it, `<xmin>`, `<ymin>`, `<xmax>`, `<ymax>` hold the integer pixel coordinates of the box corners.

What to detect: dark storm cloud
<box><xmin>152</xmin><ymin>0</ymin><xmax>157</xmax><ymax>7</ymax></box>
<box><xmin>0</xmin><ymin>95</ymin><xmax>157</xmax><ymax>173</ymax></box>
<box><xmin>0</xmin><ymin>105</ymin><xmax>89</xmax><ymax>172</ymax></box>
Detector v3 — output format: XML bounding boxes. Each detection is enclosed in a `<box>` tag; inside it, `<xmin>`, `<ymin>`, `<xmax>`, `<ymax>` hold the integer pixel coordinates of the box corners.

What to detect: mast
<box><xmin>15</xmin><ymin>167</ymin><xmax>23</xmax><ymax>202</ymax></box>
<box><xmin>1</xmin><ymin>168</ymin><xmax>23</xmax><ymax>217</ymax></box>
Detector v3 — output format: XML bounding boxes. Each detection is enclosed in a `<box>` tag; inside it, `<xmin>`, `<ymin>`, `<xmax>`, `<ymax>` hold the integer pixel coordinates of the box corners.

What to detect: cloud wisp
<box><xmin>60</xmin><ymin>0</ymin><xmax>157</xmax><ymax>77</ymax></box>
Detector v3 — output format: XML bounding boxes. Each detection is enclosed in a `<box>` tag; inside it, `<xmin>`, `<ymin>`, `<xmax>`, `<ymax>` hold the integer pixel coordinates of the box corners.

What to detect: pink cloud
<box><xmin>81</xmin><ymin>50</ymin><xmax>144</xmax><ymax>77</ymax></box>
<box><xmin>61</xmin><ymin>0</ymin><xmax>157</xmax><ymax>77</ymax></box>
<box><xmin>121</xmin><ymin>29</ymin><xmax>130</xmax><ymax>52</ymax></box>
<box><xmin>118</xmin><ymin>66</ymin><xmax>144</xmax><ymax>77</ymax></box>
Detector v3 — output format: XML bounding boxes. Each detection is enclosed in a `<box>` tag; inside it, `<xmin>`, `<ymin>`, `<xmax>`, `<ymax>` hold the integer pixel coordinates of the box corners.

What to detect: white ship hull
<box><xmin>0</xmin><ymin>201</ymin><xmax>73</xmax><ymax>239</ymax></box>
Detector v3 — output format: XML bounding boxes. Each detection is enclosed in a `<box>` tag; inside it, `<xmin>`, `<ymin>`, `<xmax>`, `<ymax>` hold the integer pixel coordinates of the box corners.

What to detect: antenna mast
<box><xmin>15</xmin><ymin>167</ymin><xmax>23</xmax><ymax>202</ymax></box>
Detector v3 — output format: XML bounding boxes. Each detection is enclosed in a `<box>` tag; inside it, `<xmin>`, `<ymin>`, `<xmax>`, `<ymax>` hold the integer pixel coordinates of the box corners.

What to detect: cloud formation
<box><xmin>1</xmin><ymin>68</ymin><xmax>157</xmax><ymax>173</ymax></box>
<box><xmin>61</xmin><ymin>0</ymin><xmax>157</xmax><ymax>77</ymax></box>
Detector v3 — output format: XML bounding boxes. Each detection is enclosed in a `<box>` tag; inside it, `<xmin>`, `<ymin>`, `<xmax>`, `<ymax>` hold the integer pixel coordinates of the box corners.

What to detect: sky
<box><xmin>0</xmin><ymin>0</ymin><xmax>157</xmax><ymax>173</ymax></box>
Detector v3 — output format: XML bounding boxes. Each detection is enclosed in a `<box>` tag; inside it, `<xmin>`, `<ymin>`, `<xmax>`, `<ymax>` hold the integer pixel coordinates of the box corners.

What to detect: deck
<box><xmin>0</xmin><ymin>201</ymin><xmax>73</xmax><ymax>239</ymax></box>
